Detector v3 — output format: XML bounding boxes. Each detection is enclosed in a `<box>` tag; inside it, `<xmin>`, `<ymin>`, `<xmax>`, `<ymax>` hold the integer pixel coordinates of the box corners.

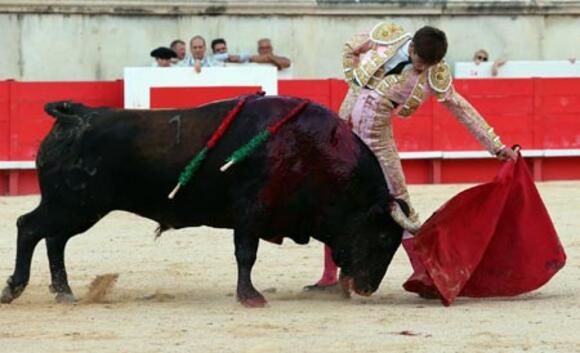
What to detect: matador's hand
<box><xmin>497</xmin><ymin>146</ymin><xmax>518</xmax><ymax>161</ymax></box>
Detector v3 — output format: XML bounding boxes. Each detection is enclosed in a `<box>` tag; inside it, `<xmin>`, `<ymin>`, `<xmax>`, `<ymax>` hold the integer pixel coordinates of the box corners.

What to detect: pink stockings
<box><xmin>314</xmin><ymin>245</ymin><xmax>339</xmax><ymax>287</ymax></box>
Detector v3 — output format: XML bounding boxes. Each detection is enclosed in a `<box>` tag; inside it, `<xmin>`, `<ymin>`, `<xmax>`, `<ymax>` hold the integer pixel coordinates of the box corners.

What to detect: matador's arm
<box><xmin>429</xmin><ymin>63</ymin><xmax>506</xmax><ymax>156</ymax></box>
<box><xmin>338</xmin><ymin>32</ymin><xmax>372</xmax><ymax>123</ymax></box>
<box><xmin>342</xmin><ymin>32</ymin><xmax>372</xmax><ymax>87</ymax></box>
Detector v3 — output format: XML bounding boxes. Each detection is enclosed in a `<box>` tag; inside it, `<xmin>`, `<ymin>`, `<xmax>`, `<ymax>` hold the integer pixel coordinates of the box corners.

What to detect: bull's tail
<box><xmin>390</xmin><ymin>199</ymin><xmax>421</xmax><ymax>234</ymax></box>
<box><xmin>44</xmin><ymin>101</ymin><xmax>84</xmax><ymax>125</ymax></box>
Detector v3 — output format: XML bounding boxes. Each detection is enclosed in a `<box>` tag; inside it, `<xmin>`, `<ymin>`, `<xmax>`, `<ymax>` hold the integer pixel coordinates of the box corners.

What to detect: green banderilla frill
<box><xmin>220</xmin><ymin>130</ymin><xmax>271</xmax><ymax>172</ymax></box>
<box><xmin>178</xmin><ymin>147</ymin><xmax>208</xmax><ymax>185</ymax></box>
<box><xmin>167</xmin><ymin>94</ymin><xmax>256</xmax><ymax>199</ymax></box>
<box><xmin>167</xmin><ymin>147</ymin><xmax>208</xmax><ymax>199</ymax></box>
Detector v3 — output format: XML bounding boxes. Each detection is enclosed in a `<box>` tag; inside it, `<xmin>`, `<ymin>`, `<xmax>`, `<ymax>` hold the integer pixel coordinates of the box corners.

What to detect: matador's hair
<box><xmin>413</xmin><ymin>26</ymin><xmax>448</xmax><ymax>65</ymax></box>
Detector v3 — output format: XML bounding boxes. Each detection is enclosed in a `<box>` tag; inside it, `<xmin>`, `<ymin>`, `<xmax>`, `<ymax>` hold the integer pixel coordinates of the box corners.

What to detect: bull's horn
<box><xmin>390</xmin><ymin>202</ymin><xmax>421</xmax><ymax>234</ymax></box>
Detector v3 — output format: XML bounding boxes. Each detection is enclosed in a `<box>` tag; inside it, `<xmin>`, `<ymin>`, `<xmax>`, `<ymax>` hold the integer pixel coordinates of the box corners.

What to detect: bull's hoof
<box><xmin>237</xmin><ymin>290</ymin><xmax>268</xmax><ymax>308</ymax></box>
<box><xmin>1</xmin><ymin>286</ymin><xmax>15</xmax><ymax>304</ymax></box>
<box><xmin>55</xmin><ymin>292</ymin><xmax>77</xmax><ymax>304</ymax></box>
<box><xmin>49</xmin><ymin>284</ymin><xmax>77</xmax><ymax>304</ymax></box>
<box><xmin>239</xmin><ymin>295</ymin><xmax>268</xmax><ymax>308</ymax></box>
<box><xmin>1</xmin><ymin>277</ymin><xmax>25</xmax><ymax>304</ymax></box>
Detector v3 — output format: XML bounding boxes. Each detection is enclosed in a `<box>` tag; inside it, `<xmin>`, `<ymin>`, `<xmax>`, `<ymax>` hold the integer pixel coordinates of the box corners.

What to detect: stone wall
<box><xmin>0</xmin><ymin>0</ymin><xmax>579</xmax><ymax>80</ymax></box>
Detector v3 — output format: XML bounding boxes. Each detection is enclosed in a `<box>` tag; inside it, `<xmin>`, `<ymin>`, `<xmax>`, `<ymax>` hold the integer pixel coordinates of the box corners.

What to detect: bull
<box><xmin>1</xmin><ymin>95</ymin><xmax>410</xmax><ymax>307</ymax></box>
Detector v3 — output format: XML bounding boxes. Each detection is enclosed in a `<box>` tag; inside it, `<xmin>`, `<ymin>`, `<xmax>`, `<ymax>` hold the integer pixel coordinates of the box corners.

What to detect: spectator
<box><xmin>473</xmin><ymin>48</ymin><xmax>507</xmax><ymax>77</ymax></box>
<box><xmin>170</xmin><ymin>39</ymin><xmax>187</xmax><ymax>65</ymax></box>
<box><xmin>473</xmin><ymin>49</ymin><xmax>489</xmax><ymax>65</ymax></box>
<box><xmin>150</xmin><ymin>47</ymin><xmax>177</xmax><ymax>67</ymax></box>
<box><xmin>186</xmin><ymin>35</ymin><xmax>217</xmax><ymax>73</ymax></box>
<box><xmin>251</xmin><ymin>38</ymin><xmax>291</xmax><ymax>71</ymax></box>
<box><xmin>211</xmin><ymin>38</ymin><xmax>228</xmax><ymax>54</ymax></box>
<box><xmin>211</xmin><ymin>38</ymin><xmax>251</xmax><ymax>64</ymax></box>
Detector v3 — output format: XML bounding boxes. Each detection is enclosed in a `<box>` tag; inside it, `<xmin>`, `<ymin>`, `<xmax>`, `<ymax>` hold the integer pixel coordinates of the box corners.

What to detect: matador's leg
<box><xmin>337</xmin><ymin>87</ymin><xmax>361</xmax><ymax>125</ymax></box>
<box><xmin>351</xmin><ymin>90</ymin><xmax>419</xmax><ymax>225</ymax></box>
<box><xmin>351</xmin><ymin>90</ymin><xmax>433</xmax><ymax>294</ymax></box>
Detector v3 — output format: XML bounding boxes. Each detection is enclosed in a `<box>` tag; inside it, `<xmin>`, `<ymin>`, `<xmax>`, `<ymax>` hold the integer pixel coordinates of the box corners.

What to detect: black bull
<box><xmin>1</xmin><ymin>96</ymin><xmax>407</xmax><ymax>307</ymax></box>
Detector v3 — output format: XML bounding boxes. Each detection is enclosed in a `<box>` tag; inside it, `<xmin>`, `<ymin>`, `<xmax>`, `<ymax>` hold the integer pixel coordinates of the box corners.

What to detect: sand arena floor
<box><xmin>0</xmin><ymin>182</ymin><xmax>578</xmax><ymax>353</ymax></box>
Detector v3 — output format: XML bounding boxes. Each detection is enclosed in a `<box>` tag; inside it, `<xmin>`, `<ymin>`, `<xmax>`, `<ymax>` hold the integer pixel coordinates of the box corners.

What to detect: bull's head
<box><xmin>330</xmin><ymin>201</ymin><xmax>405</xmax><ymax>297</ymax></box>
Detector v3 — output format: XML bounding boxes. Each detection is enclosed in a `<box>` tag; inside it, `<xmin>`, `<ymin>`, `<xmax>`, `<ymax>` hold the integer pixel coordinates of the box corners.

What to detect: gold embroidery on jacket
<box><xmin>398</xmin><ymin>72</ymin><xmax>427</xmax><ymax>117</ymax></box>
<box><xmin>342</xmin><ymin>32</ymin><xmax>371</xmax><ymax>85</ymax></box>
<box><xmin>353</xmin><ymin>37</ymin><xmax>410</xmax><ymax>87</ymax></box>
<box><xmin>370</xmin><ymin>23</ymin><xmax>409</xmax><ymax>45</ymax></box>
<box><xmin>428</xmin><ymin>62</ymin><xmax>453</xmax><ymax>101</ymax></box>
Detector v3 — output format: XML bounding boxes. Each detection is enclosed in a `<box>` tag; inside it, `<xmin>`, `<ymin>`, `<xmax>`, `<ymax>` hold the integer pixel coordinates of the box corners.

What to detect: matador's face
<box><xmin>408</xmin><ymin>43</ymin><xmax>436</xmax><ymax>73</ymax></box>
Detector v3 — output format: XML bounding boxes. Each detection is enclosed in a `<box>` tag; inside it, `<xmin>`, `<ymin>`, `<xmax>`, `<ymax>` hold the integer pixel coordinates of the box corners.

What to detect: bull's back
<box><xmin>38</xmin><ymin>96</ymin><xmax>387</xmax><ymax>232</ymax></box>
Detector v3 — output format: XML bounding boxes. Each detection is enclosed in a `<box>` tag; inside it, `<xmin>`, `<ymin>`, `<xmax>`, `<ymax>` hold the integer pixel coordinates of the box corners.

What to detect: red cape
<box><xmin>403</xmin><ymin>154</ymin><xmax>566</xmax><ymax>306</ymax></box>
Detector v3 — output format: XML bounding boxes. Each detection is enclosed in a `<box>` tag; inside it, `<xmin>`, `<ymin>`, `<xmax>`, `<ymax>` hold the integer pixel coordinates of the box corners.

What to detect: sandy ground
<box><xmin>0</xmin><ymin>182</ymin><xmax>578</xmax><ymax>353</ymax></box>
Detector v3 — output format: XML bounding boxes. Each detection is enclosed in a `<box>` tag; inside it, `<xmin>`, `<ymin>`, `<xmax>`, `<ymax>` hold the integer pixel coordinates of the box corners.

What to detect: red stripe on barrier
<box><xmin>0</xmin><ymin>81</ymin><xmax>10</xmax><ymax>162</ymax></box>
<box><xmin>278</xmin><ymin>79</ymin><xmax>331</xmax><ymax>107</ymax></box>
<box><xmin>1</xmin><ymin>78</ymin><xmax>580</xmax><ymax>195</ymax></box>
<box><xmin>394</xmin><ymin>99</ymin><xmax>435</xmax><ymax>151</ymax></box>
<box><xmin>0</xmin><ymin>81</ymin><xmax>10</xmax><ymax>194</ymax></box>
<box><xmin>8</xmin><ymin>81</ymin><xmax>123</xmax><ymax>161</ymax></box>
<box><xmin>542</xmin><ymin>157</ymin><xmax>580</xmax><ymax>180</ymax></box>
<box><xmin>535</xmin><ymin>78</ymin><xmax>580</xmax><ymax>149</ymax></box>
<box><xmin>440</xmin><ymin>159</ymin><xmax>504</xmax><ymax>184</ymax></box>
<box><xmin>329</xmin><ymin>79</ymin><xmax>349</xmax><ymax>113</ymax></box>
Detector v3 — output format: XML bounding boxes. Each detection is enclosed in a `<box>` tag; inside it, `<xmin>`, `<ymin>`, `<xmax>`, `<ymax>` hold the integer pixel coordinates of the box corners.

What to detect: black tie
<box><xmin>386</xmin><ymin>59</ymin><xmax>411</xmax><ymax>76</ymax></box>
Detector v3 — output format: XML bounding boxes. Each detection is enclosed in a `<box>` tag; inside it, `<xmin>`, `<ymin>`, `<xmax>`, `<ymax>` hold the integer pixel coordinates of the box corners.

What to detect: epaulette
<box><xmin>369</xmin><ymin>22</ymin><xmax>411</xmax><ymax>45</ymax></box>
<box><xmin>428</xmin><ymin>62</ymin><xmax>453</xmax><ymax>99</ymax></box>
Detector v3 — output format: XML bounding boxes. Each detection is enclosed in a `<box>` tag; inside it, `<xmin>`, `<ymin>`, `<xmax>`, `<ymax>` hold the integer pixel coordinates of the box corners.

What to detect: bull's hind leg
<box><xmin>0</xmin><ymin>209</ymin><xmax>45</xmax><ymax>304</ymax></box>
<box><xmin>1</xmin><ymin>204</ymin><xmax>100</xmax><ymax>304</ymax></box>
<box><xmin>233</xmin><ymin>230</ymin><xmax>267</xmax><ymax>308</ymax></box>
<box><xmin>45</xmin><ymin>236</ymin><xmax>76</xmax><ymax>303</ymax></box>
<box><xmin>44</xmin><ymin>212</ymin><xmax>102</xmax><ymax>304</ymax></box>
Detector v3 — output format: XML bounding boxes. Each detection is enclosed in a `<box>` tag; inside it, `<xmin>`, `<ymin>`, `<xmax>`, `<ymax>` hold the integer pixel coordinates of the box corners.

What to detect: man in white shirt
<box><xmin>186</xmin><ymin>35</ymin><xmax>218</xmax><ymax>73</ymax></box>
<box><xmin>211</xmin><ymin>38</ymin><xmax>251</xmax><ymax>64</ymax></box>
<box><xmin>251</xmin><ymin>38</ymin><xmax>291</xmax><ymax>71</ymax></box>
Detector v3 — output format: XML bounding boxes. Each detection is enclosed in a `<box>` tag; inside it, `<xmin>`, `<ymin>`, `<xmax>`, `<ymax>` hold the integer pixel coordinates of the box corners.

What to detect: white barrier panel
<box><xmin>224</xmin><ymin>62</ymin><xmax>293</xmax><ymax>79</ymax></box>
<box><xmin>455</xmin><ymin>60</ymin><xmax>580</xmax><ymax>79</ymax></box>
<box><xmin>124</xmin><ymin>66</ymin><xmax>278</xmax><ymax>109</ymax></box>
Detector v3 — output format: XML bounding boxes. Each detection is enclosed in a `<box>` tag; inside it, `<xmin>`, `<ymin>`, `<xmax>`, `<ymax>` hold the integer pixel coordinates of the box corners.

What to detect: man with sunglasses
<box><xmin>305</xmin><ymin>23</ymin><xmax>517</xmax><ymax>294</ymax></box>
<box><xmin>474</xmin><ymin>49</ymin><xmax>507</xmax><ymax>76</ymax></box>
<box><xmin>473</xmin><ymin>49</ymin><xmax>489</xmax><ymax>63</ymax></box>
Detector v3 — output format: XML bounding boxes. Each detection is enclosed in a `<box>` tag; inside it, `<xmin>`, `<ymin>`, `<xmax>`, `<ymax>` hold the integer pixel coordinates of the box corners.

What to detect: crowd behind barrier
<box><xmin>1</xmin><ymin>77</ymin><xmax>580</xmax><ymax>195</ymax></box>
<box><xmin>150</xmin><ymin>36</ymin><xmax>293</xmax><ymax>77</ymax></box>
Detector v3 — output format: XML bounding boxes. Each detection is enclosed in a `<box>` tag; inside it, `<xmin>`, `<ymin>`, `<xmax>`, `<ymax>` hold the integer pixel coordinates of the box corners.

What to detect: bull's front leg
<box><xmin>233</xmin><ymin>230</ymin><xmax>266</xmax><ymax>308</ymax></box>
